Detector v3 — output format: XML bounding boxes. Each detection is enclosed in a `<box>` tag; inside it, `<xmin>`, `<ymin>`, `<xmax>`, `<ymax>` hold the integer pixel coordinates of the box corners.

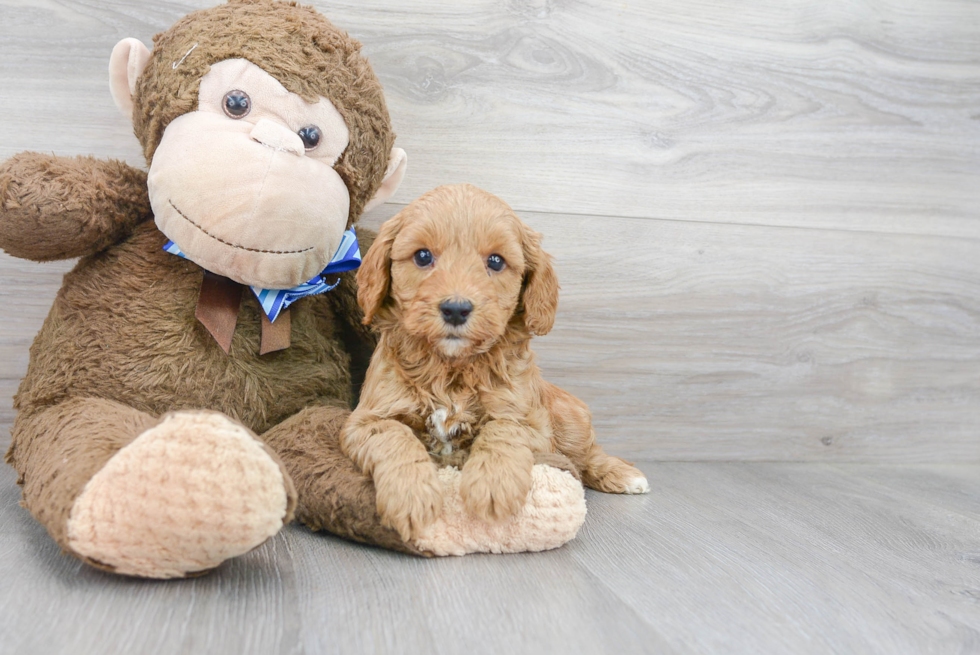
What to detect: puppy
<box><xmin>342</xmin><ymin>184</ymin><xmax>649</xmax><ymax>541</ymax></box>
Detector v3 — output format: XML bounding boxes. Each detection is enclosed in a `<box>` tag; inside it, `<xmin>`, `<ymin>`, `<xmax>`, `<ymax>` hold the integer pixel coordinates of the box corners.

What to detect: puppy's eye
<box><xmin>487</xmin><ymin>254</ymin><xmax>506</xmax><ymax>272</ymax></box>
<box><xmin>222</xmin><ymin>90</ymin><xmax>251</xmax><ymax>118</ymax></box>
<box><xmin>413</xmin><ymin>249</ymin><xmax>434</xmax><ymax>268</ymax></box>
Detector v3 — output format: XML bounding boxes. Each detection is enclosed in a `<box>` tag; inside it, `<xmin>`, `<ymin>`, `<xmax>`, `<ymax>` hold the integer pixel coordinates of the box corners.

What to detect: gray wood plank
<box><xmin>825</xmin><ymin>463</ymin><xmax>980</xmax><ymax>522</ymax></box>
<box><xmin>285</xmin><ymin>530</ymin><xmax>675</xmax><ymax>655</ymax></box>
<box><xmin>6</xmin><ymin>205</ymin><xmax>978</xmax><ymax>461</ymax></box>
<box><xmin>573</xmin><ymin>462</ymin><xmax>980</xmax><ymax>654</ymax></box>
<box><xmin>2</xmin><ymin>1</ymin><xmax>979</xmax><ymax>653</ymax></box>
<box><xmin>360</xmin><ymin>0</ymin><xmax>980</xmax><ymax>237</ymax></box>
<box><xmin>3</xmin><ymin>461</ymin><xmax>980</xmax><ymax>654</ymax></box>
<box><xmin>517</xmin><ymin>211</ymin><xmax>980</xmax><ymax>462</ymax></box>
<box><xmin>0</xmin><ymin>468</ymin><xmax>302</xmax><ymax>654</ymax></box>
<box><xmin>0</xmin><ymin>0</ymin><xmax>977</xmax><ymax>236</ymax></box>
<box><xmin>1</xmin><ymin>0</ymin><xmax>978</xmax><ymax>462</ymax></box>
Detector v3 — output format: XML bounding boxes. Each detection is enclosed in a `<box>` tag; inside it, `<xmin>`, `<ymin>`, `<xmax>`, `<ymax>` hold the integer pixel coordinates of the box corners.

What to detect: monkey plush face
<box><xmin>149</xmin><ymin>59</ymin><xmax>354</xmax><ymax>288</ymax></box>
<box><xmin>108</xmin><ymin>0</ymin><xmax>407</xmax><ymax>289</ymax></box>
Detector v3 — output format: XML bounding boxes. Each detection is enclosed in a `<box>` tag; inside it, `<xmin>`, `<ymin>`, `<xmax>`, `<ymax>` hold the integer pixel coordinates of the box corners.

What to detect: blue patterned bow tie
<box><xmin>164</xmin><ymin>228</ymin><xmax>361</xmax><ymax>322</ymax></box>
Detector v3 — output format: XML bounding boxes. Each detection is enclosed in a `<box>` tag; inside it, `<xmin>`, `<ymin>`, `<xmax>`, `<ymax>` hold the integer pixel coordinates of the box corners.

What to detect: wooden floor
<box><xmin>1</xmin><ymin>0</ymin><xmax>979</xmax><ymax>653</ymax></box>
<box><xmin>2</xmin><ymin>460</ymin><xmax>979</xmax><ymax>654</ymax></box>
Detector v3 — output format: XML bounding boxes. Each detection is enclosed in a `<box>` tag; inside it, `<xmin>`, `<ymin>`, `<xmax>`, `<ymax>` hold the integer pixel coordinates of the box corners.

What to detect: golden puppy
<box><xmin>342</xmin><ymin>184</ymin><xmax>649</xmax><ymax>541</ymax></box>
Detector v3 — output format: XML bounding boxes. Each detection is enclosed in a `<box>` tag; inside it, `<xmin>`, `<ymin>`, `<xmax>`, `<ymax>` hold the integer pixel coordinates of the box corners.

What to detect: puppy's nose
<box><xmin>440</xmin><ymin>299</ymin><xmax>473</xmax><ymax>326</ymax></box>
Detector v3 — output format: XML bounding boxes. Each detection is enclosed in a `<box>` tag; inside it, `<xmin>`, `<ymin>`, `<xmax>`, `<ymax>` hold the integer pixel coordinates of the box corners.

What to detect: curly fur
<box><xmin>342</xmin><ymin>185</ymin><xmax>648</xmax><ymax>541</ymax></box>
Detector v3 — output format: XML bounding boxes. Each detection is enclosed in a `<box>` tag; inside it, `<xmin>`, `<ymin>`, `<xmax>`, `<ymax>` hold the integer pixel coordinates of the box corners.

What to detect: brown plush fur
<box><xmin>0</xmin><ymin>154</ymin><xmax>151</xmax><ymax>262</ymax></box>
<box><xmin>11</xmin><ymin>398</ymin><xmax>160</xmax><ymax>564</ymax></box>
<box><xmin>262</xmin><ymin>406</ymin><xmax>424</xmax><ymax>555</ymax></box>
<box><xmin>0</xmin><ymin>0</ymin><xmax>413</xmax><ymax>574</ymax></box>
<box><xmin>3</xmin><ymin>212</ymin><xmax>379</xmax><ymax>562</ymax></box>
<box><xmin>12</xmin><ymin>220</ymin><xmax>359</xmax><ymax>429</ymax></box>
<box><xmin>134</xmin><ymin>0</ymin><xmax>394</xmax><ymax>226</ymax></box>
<box><xmin>342</xmin><ymin>185</ymin><xmax>648</xmax><ymax>542</ymax></box>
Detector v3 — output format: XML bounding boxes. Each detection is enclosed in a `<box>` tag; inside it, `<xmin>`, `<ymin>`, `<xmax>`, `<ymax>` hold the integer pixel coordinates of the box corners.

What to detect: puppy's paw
<box><xmin>588</xmin><ymin>459</ymin><xmax>651</xmax><ymax>495</ymax></box>
<box><xmin>375</xmin><ymin>461</ymin><xmax>444</xmax><ymax>542</ymax></box>
<box><xmin>459</xmin><ymin>455</ymin><xmax>533</xmax><ymax>523</ymax></box>
<box><xmin>624</xmin><ymin>475</ymin><xmax>651</xmax><ymax>494</ymax></box>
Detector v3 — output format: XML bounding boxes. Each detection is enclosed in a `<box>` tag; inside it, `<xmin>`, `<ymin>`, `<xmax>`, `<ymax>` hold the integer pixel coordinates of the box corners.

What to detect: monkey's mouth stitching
<box><xmin>168</xmin><ymin>199</ymin><xmax>314</xmax><ymax>255</ymax></box>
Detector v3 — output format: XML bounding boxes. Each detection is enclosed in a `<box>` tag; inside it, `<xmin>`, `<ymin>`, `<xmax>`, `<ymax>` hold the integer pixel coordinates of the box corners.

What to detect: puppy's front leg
<box><xmin>341</xmin><ymin>414</ymin><xmax>443</xmax><ymax>541</ymax></box>
<box><xmin>459</xmin><ymin>419</ymin><xmax>535</xmax><ymax>522</ymax></box>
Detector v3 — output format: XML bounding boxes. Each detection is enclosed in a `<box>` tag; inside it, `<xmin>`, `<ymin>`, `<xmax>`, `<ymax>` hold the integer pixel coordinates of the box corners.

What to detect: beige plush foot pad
<box><xmin>415</xmin><ymin>464</ymin><xmax>587</xmax><ymax>556</ymax></box>
<box><xmin>67</xmin><ymin>411</ymin><xmax>291</xmax><ymax>578</ymax></box>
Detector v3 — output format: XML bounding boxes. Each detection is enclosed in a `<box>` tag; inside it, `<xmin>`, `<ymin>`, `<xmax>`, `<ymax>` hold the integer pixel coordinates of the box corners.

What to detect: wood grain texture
<box><xmin>3</xmin><ymin>461</ymin><xmax>980</xmax><ymax>654</ymax></box>
<box><xmin>0</xmin><ymin>0</ymin><xmax>978</xmax><ymax>235</ymax></box>
<box><xmin>518</xmin><ymin>210</ymin><xmax>980</xmax><ymax>462</ymax></box>
<box><xmin>2</xmin><ymin>3</ymin><xmax>979</xmax><ymax>654</ymax></box>
<box><xmin>3</xmin><ymin>205</ymin><xmax>977</xmax><ymax>461</ymax></box>
<box><xmin>574</xmin><ymin>462</ymin><xmax>980</xmax><ymax>654</ymax></box>
<box><xmin>0</xmin><ymin>0</ymin><xmax>978</xmax><ymax>462</ymax></box>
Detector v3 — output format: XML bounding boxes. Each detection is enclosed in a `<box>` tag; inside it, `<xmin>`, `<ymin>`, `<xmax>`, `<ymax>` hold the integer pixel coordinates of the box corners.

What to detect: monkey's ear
<box><xmin>109</xmin><ymin>38</ymin><xmax>152</xmax><ymax>121</ymax></box>
<box><xmin>356</xmin><ymin>209</ymin><xmax>407</xmax><ymax>324</ymax></box>
<box><xmin>363</xmin><ymin>148</ymin><xmax>408</xmax><ymax>213</ymax></box>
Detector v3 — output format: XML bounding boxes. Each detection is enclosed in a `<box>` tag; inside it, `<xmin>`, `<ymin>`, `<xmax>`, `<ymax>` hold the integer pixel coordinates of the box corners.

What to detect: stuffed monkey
<box><xmin>0</xmin><ymin>0</ymin><xmax>585</xmax><ymax>578</ymax></box>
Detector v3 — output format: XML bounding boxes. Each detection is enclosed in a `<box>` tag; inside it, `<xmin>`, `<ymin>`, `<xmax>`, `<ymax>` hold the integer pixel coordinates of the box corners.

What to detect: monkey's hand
<box><xmin>0</xmin><ymin>152</ymin><xmax>151</xmax><ymax>261</ymax></box>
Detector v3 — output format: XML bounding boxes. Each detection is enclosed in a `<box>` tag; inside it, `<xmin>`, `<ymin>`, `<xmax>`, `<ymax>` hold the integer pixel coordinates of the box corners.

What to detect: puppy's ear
<box><xmin>357</xmin><ymin>210</ymin><xmax>406</xmax><ymax>324</ymax></box>
<box><xmin>520</xmin><ymin>224</ymin><xmax>560</xmax><ymax>336</ymax></box>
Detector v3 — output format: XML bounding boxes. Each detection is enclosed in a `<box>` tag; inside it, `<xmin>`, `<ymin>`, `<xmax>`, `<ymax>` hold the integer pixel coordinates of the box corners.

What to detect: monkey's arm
<box><xmin>0</xmin><ymin>152</ymin><xmax>151</xmax><ymax>261</ymax></box>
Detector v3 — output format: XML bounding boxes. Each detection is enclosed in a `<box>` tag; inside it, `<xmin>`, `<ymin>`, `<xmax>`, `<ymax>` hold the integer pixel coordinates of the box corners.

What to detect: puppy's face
<box><xmin>358</xmin><ymin>185</ymin><xmax>559</xmax><ymax>358</ymax></box>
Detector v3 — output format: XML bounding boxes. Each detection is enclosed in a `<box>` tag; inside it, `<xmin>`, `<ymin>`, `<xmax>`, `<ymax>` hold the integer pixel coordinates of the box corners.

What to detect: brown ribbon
<box><xmin>195</xmin><ymin>271</ymin><xmax>291</xmax><ymax>354</ymax></box>
<box><xmin>260</xmin><ymin>308</ymin><xmax>291</xmax><ymax>355</ymax></box>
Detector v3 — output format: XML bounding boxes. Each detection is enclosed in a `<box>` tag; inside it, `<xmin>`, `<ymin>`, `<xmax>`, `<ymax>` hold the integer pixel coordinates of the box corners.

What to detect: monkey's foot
<box><xmin>66</xmin><ymin>411</ymin><xmax>295</xmax><ymax>578</ymax></box>
<box><xmin>414</xmin><ymin>464</ymin><xmax>586</xmax><ymax>556</ymax></box>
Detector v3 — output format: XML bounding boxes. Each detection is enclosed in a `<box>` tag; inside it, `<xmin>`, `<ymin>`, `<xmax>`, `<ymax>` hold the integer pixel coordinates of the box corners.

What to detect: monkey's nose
<box><xmin>440</xmin><ymin>299</ymin><xmax>473</xmax><ymax>326</ymax></box>
<box><xmin>250</xmin><ymin>118</ymin><xmax>305</xmax><ymax>156</ymax></box>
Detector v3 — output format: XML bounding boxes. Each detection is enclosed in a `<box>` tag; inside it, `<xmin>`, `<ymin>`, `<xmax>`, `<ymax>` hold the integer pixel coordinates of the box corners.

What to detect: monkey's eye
<box><xmin>413</xmin><ymin>249</ymin><xmax>434</xmax><ymax>268</ymax></box>
<box><xmin>297</xmin><ymin>125</ymin><xmax>321</xmax><ymax>151</ymax></box>
<box><xmin>222</xmin><ymin>90</ymin><xmax>251</xmax><ymax>118</ymax></box>
<box><xmin>487</xmin><ymin>254</ymin><xmax>506</xmax><ymax>272</ymax></box>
